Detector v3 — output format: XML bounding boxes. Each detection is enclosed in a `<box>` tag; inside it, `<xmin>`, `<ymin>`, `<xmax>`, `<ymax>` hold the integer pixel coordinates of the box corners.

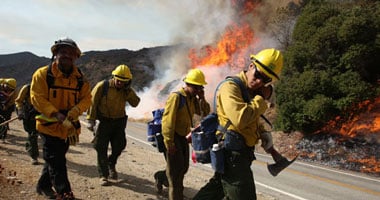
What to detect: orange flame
<box><xmin>188</xmin><ymin>22</ymin><xmax>256</xmax><ymax>69</ymax></box>
<box><xmin>347</xmin><ymin>156</ymin><xmax>380</xmax><ymax>174</ymax></box>
<box><xmin>321</xmin><ymin>96</ymin><xmax>380</xmax><ymax>138</ymax></box>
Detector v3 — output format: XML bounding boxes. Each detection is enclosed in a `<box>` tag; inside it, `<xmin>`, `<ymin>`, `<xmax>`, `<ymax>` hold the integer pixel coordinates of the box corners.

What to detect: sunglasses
<box><xmin>191</xmin><ymin>84</ymin><xmax>204</xmax><ymax>91</ymax></box>
<box><xmin>254</xmin><ymin>66</ymin><xmax>272</xmax><ymax>84</ymax></box>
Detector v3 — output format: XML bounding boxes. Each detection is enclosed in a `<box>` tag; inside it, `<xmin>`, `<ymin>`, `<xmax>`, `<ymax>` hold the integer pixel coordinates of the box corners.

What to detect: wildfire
<box><xmin>348</xmin><ymin>156</ymin><xmax>380</xmax><ymax>174</ymax></box>
<box><xmin>321</xmin><ymin>97</ymin><xmax>380</xmax><ymax>138</ymax></box>
<box><xmin>188</xmin><ymin>22</ymin><xmax>255</xmax><ymax>70</ymax></box>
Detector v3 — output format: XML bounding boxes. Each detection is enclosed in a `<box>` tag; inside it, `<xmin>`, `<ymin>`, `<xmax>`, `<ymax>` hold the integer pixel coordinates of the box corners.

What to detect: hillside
<box><xmin>0</xmin><ymin>46</ymin><xmax>174</xmax><ymax>90</ymax></box>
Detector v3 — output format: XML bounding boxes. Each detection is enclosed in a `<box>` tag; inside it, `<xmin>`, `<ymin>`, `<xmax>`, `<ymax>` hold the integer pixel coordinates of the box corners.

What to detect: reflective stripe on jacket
<box><xmin>216</xmin><ymin>71</ymin><xmax>268</xmax><ymax>147</ymax></box>
<box><xmin>30</xmin><ymin>63</ymin><xmax>92</xmax><ymax>139</ymax></box>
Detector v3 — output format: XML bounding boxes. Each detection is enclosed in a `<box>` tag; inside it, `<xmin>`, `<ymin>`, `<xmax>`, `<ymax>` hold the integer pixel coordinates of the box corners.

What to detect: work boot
<box><xmin>100</xmin><ymin>177</ymin><xmax>109</xmax><ymax>186</ymax></box>
<box><xmin>109</xmin><ymin>167</ymin><xmax>118</xmax><ymax>180</ymax></box>
<box><xmin>36</xmin><ymin>186</ymin><xmax>56</xmax><ymax>199</ymax></box>
<box><xmin>154</xmin><ymin>173</ymin><xmax>163</xmax><ymax>193</ymax></box>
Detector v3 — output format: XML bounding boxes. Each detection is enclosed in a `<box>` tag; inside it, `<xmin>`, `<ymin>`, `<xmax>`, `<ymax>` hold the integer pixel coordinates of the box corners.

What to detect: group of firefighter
<box><xmin>0</xmin><ymin>37</ymin><xmax>291</xmax><ymax>200</ymax></box>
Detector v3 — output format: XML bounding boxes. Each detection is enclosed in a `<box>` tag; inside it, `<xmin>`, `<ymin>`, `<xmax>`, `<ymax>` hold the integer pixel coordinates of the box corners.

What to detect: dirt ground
<box><xmin>0</xmin><ymin>114</ymin><xmax>299</xmax><ymax>200</ymax></box>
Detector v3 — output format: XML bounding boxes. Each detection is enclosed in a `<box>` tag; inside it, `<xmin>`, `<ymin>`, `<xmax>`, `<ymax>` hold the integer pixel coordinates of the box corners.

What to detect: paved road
<box><xmin>124</xmin><ymin>121</ymin><xmax>380</xmax><ymax>200</ymax></box>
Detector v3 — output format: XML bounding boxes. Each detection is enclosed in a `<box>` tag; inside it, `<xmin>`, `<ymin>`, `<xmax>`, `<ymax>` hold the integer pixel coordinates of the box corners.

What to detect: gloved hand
<box><xmin>52</xmin><ymin>112</ymin><xmax>66</xmax><ymax>123</ymax></box>
<box><xmin>62</xmin><ymin>119</ymin><xmax>74</xmax><ymax>130</ymax></box>
<box><xmin>87</xmin><ymin>119</ymin><xmax>96</xmax><ymax>132</ymax></box>
<box><xmin>260</xmin><ymin>131</ymin><xmax>273</xmax><ymax>152</ymax></box>
<box><xmin>66</xmin><ymin>128</ymin><xmax>79</xmax><ymax>146</ymax></box>
<box><xmin>257</xmin><ymin>85</ymin><xmax>273</xmax><ymax>100</ymax></box>
<box><xmin>67</xmin><ymin>106</ymin><xmax>81</xmax><ymax>121</ymax></box>
<box><xmin>186</xmin><ymin>132</ymin><xmax>192</xmax><ymax>144</ymax></box>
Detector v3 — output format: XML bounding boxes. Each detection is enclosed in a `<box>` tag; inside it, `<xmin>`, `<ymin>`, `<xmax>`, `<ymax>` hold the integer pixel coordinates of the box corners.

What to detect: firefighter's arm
<box><xmin>162</xmin><ymin>94</ymin><xmax>178</xmax><ymax>155</ymax></box>
<box><xmin>125</xmin><ymin>88</ymin><xmax>140</xmax><ymax>107</ymax></box>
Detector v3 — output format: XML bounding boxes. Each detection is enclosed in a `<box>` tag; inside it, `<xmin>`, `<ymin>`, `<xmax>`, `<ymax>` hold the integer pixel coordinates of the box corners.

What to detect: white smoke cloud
<box><xmin>127</xmin><ymin>0</ymin><xmax>292</xmax><ymax>120</ymax></box>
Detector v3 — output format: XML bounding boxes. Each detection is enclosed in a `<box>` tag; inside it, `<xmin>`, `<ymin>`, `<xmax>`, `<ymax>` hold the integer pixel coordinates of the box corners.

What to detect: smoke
<box><xmin>127</xmin><ymin>0</ymin><xmax>294</xmax><ymax>120</ymax></box>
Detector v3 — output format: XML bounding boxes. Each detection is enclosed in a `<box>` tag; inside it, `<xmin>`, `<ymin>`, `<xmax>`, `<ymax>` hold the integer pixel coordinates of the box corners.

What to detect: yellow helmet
<box><xmin>250</xmin><ymin>48</ymin><xmax>283</xmax><ymax>80</ymax></box>
<box><xmin>4</xmin><ymin>78</ymin><xmax>17</xmax><ymax>90</ymax></box>
<box><xmin>183</xmin><ymin>69</ymin><xmax>207</xmax><ymax>86</ymax></box>
<box><xmin>51</xmin><ymin>37</ymin><xmax>81</xmax><ymax>58</ymax></box>
<box><xmin>112</xmin><ymin>64</ymin><xmax>132</xmax><ymax>81</ymax></box>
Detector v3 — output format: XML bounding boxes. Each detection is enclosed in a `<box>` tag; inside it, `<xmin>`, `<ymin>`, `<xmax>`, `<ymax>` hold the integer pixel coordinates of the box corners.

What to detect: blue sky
<box><xmin>0</xmin><ymin>0</ymin><xmax>234</xmax><ymax>57</ymax></box>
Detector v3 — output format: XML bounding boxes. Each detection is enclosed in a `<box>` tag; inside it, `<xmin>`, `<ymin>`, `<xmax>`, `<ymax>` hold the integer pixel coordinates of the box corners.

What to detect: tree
<box><xmin>274</xmin><ymin>0</ymin><xmax>380</xmax><ymax>134</ymax></box>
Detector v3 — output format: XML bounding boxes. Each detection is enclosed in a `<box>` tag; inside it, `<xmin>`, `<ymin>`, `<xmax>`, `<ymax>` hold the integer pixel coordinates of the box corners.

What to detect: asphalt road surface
<box><xmin>125</xmin><ymin>121</ymin><xmax>380</xmax><ymax>200</ymax></box>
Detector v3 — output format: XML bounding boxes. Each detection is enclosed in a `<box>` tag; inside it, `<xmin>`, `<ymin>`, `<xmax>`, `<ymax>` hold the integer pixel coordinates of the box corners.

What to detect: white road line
<box><xmin>256</xmin><ymin>182</ymin><xmax>309</xmax><ymax>200</ymax></box>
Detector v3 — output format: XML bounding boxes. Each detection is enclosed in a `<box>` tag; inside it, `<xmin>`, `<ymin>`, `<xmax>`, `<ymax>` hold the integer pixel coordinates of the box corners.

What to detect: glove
<box><xmin>87</xmin><ymin>119</ymin><xmax>96</xmax><ymax>132</ymax></box>
<box><xmin>66</xmin><ymin>128</ymin><xmax>79</xmax><ymax>146</ymax></box>
<box><xmin>52</xmin><ymin>112</ymin><xmax>66</xmax><ymax>122</ymax></box>
<box><xmin>67</xmin><ymin>106</ymin><xmax>81</xmax><ymax>121</ymax></box>
<box><xmin>62</xmin><ymin>119</ymin><xmax>74</xmax><ymax>130</ymax></box>
<box><xmin>62</xmin><ymin>118</ymin><xmax>78</xmax><ymax>145</ymax></box>
<box><xmin>257</xmin><ymin>85</ymin><xmax>273</xmax><ymax>100</ymax></box>
<box><xmin>186</xmin><ymin>132</ymin><xmax>192</xmax><ymax>144</ymax></box>
<box><xmin>260</xmin><ymin>131</ymin><xmax>273</xmax><ymax>152</ymax></box>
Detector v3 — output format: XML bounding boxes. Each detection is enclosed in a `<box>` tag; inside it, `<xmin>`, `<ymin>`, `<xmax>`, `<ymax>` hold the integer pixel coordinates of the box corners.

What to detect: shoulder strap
<box><xmin>46</xmin><ymin>64</ymin><xmax>84</xmax><ymax>91</ymax></box>
<box><xmin>46</xmin><ymin>64</ymin><xmax>54</xmax><ymax>89</ymax></box>
<box><xmin>76</xmin><ymin>68</ymin><xmax>84</xmax><ymax>91</ymax></box>
<box><xmin>225</xmin><ymin>76</ymin><xmax>250</xmax><ymax>103</ymax></box>
<box><xmin>102</xmin><ymin>79</ymin><xmax>109</xmax><ymax>97</ymax></box>
<box><xmin>174</xmin><ymin>91</ymin><xmax>186</xmax><ymax>110</ymax></box>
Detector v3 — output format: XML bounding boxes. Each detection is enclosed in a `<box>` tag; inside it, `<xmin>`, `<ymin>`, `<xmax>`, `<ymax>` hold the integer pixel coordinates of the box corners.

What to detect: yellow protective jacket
<box><xmin>162</xmin><ymin>88</ymin><xmax>211</xmax><ymax>148</ymax></box>
<box><xmin>216</xmin><ymin>71</ymin><xmax>268</xmax><ymax>147</ymax></box>
<box><xmin>86</xmin><ymin>79</ymin><xmax>140</xmax><ymax>120</ymax></box>
<box><xmin>30</xmin><ymin>63</ymin><xmax>92</xmax><ymax>139</ymax></box>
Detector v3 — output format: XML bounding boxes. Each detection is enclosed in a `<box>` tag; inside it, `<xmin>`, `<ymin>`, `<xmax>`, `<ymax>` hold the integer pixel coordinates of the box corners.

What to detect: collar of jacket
<box><xmin>50</xmin><ymin>62</ymin><xmax>82</xmax><ymax>79</ymax></box>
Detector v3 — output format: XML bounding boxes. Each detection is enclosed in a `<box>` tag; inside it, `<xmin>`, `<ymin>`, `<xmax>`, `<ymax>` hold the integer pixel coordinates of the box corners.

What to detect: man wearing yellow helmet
<box><xmin>193</xmin><ymin>48</ymin><xmax>283</xmax><ymax>200</ymax></box>
<box><xmin>0</xmin><ymin>78</ymin><xmax>18</xmax><ymax>140</ymax></box>
<box><xmin>86</xmin><ymin>64</ymin><xmax>140</xmax><ymax>186</ymax></box>
<box><xmin>31</xmin><ymin>37</ymin><xmax>92</xmax><ymax>199</ymax></box>
<box><xmin>158</xmin><ymin>68</ymin><xmax>210</xmax><ymax>199</ymax></box>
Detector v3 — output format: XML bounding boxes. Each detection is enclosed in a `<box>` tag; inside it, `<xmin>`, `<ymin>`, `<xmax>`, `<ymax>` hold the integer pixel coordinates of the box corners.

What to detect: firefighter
<box><xmin>161</xmin><ymin>69</ymin><xmax>210</xmax><ymax>200</ymax></box>
<box><xmin>193</xmin><ymin>48</ymin><xmax>283</xmax><ymax>200</ymax></box>
<box><xmin>15</xmin><ymin>83</ymin><xmax>40</xmax><ymax>165</ymax></box>
<box><xmin>31</xmin><ymin>37</ymin><xmax>92</xmax><ymax>199</ymax></box>
<box><xmin>0</xmin><ymin>78</ymin><xmax>17</xmax><ymax>140</ymax></box>
<box><xmin>86</xmin><ymin>64</ymin><xmax>141</xmax><ymax>186</ymax></box>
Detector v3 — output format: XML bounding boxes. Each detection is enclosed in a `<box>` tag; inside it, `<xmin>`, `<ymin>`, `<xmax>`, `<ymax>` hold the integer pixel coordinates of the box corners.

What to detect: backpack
<box><xmin>191</xmin><ymin>76</ymin><xmax>251</xmax><ymax>164</ymax></box>
<box><xmin>147</xmin><ymin>92</ymin><xmax>186</xmax><ymax>152</ymax></box>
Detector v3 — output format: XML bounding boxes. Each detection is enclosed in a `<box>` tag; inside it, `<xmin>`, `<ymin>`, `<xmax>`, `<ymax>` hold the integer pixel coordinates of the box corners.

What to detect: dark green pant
<box><xmin>193</xmin><ymin>172</ymin><xmax>224</xmax><ymax>200</ymax></box>
<box><xmin>222</xmin><ymin>148</ymin><xmax>256</xmax><ymax>200</ymax></box>
<box><xmin>166</xmin><ymin>134</ymin><xmax>189</xmax><ymax>200</ymax></box>
<box><xmin>23</xmin><ymin>118</ymin><xmax>39</xmax><ymax>159</ymax></box>
<box><xmin>194</xmin><ymin>148</ymin><xmax>256</xmax><ymax>200</ymax></box>
<box><xmin>93</xmin><ymin>117</ymin><xmax>127</xmax><ymax>177</ymax></box>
